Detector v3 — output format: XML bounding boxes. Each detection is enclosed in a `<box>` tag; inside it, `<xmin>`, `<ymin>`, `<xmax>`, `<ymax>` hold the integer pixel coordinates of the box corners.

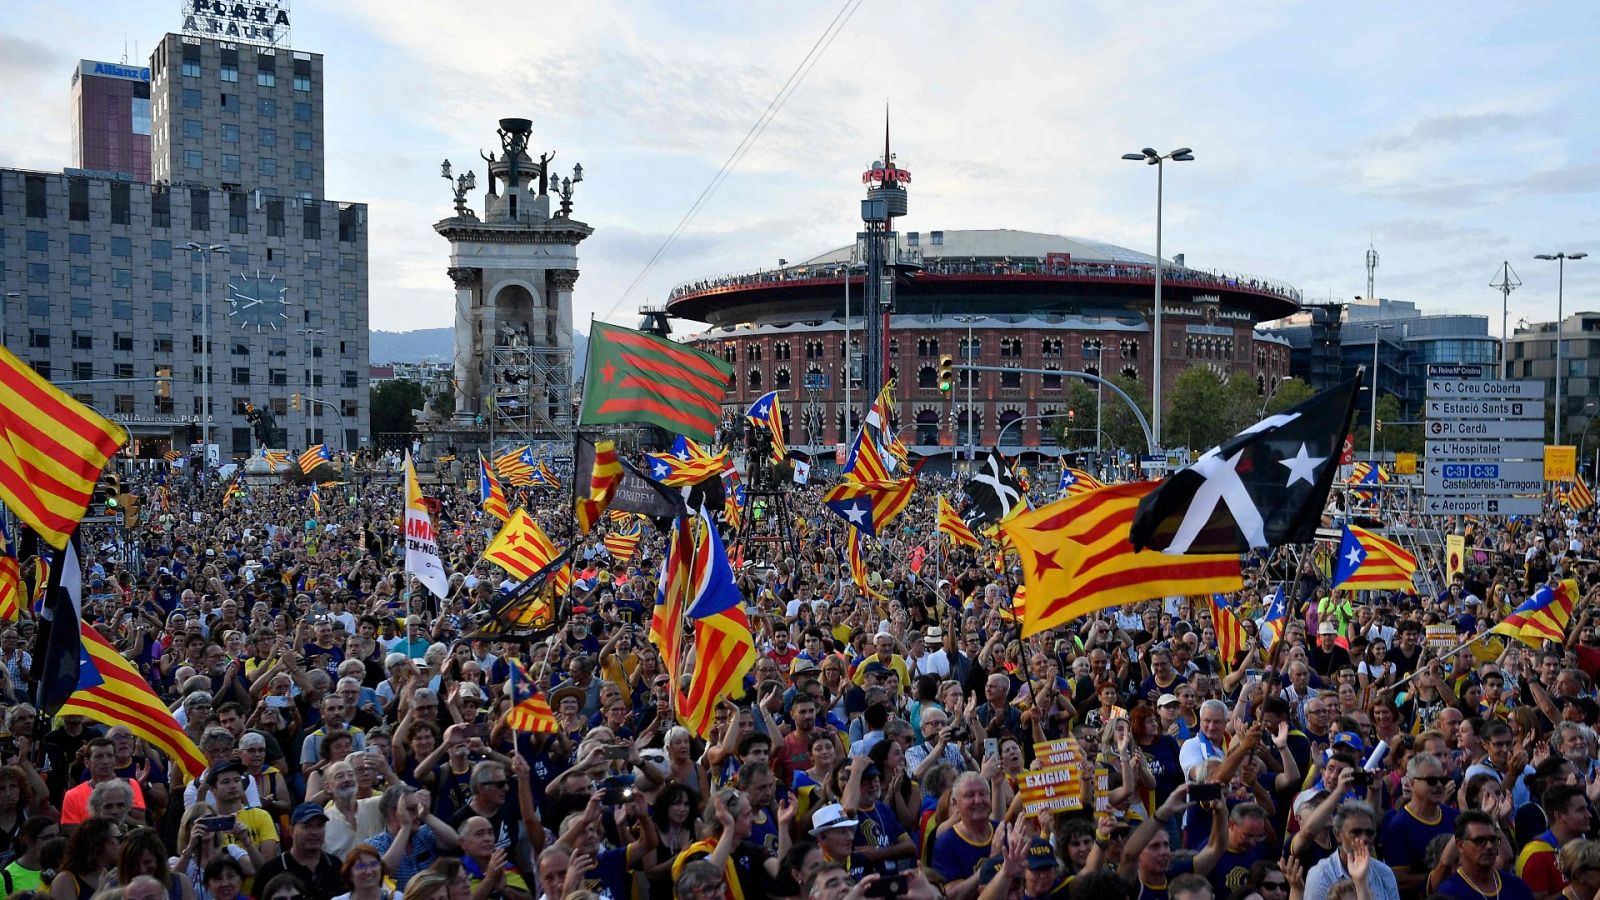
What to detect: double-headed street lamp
<box><xmin>1122</xmin><ymin>146</ymin><xmax>1194</xmax><ymax>451</ymax></box>
<box><xmin>1535</xmin><ymin>252</ymin><xmax>1586</xmax><ymax>444</ymax></box>
<box><xmin>185</xmin><ymin>242</ymin><xmax>229</xmax><ymax>462</ymax></box>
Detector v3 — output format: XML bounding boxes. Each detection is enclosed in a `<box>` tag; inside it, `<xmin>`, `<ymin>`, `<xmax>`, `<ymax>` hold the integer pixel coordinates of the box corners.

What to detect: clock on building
<box><xmin>226</xmin><ymin>271</ymin><xmax>290</xmax><ymax>332</ymax></box>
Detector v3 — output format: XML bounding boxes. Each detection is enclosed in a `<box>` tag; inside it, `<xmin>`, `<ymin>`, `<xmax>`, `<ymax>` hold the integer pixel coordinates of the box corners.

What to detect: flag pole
<box><xmin>1386</xmin><ymin>629</ymin><xmax>1498</xmax><ymax>695</ymax></box>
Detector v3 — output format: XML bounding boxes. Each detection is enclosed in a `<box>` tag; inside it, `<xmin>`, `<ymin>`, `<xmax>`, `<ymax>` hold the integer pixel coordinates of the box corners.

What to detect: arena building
<box><xmin>667</xmin><ymin>228</ymin><xmax>1300</xmax><ymax>458</ymax></box>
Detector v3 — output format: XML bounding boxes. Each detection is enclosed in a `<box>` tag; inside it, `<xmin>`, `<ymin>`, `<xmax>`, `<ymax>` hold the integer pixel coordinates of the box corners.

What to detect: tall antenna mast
<box><xmin>1490</xmin><ymin>261</ymin><xmax>1522</xmax><ymax>378</ymax></box>
<box><xmin>1365</xmin><ymin>243</ymin><xmax>1379</xmax><ymax>305</ymax></box>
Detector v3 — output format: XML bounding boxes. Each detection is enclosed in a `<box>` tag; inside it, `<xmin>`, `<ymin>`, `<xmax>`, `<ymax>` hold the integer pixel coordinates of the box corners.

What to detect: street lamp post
<box><xmin>954</xmin><ymin>314</ymin><xmax>986</xmax><ymax>468</ymax></box>
<box><xmin>1368</xmin><ymin>323</ymin><xmax>1394</xmax><ymax>459</ymax></box>
<box><xmin>1122</xmin><ymin>146</ymin><xmax>1194</xmax><ymax>451</ymax></box>
<box><xmin>1085</xmin><ymin>338</ymin><xmax>1105</xmax><ymax>461</ymax></box>
<box><xmin>185</xmin><ymin>242</ymin><xmax>229</xmax><ymax>465</ymax></box>
<box><xmin>2</xmin><ymin>292</ymin><xmax>19</xmax><ymax>346</ymax></box>
<box><xmin>299</xmin><ymin>327</ymin><xmax>328</xmax><ymax>450</ymax></box>
<box><xmin>1535</xmin><ymin>252</ymin><xmax>1587</xmax><ymax>444</ymax></box>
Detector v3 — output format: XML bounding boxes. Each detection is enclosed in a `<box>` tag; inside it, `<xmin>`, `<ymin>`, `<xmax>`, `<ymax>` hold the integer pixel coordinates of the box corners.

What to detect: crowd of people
<box><xmin>2</xmin><ymin>450</ymin><xmax>1598</xmax><ymax>900</ymax></box>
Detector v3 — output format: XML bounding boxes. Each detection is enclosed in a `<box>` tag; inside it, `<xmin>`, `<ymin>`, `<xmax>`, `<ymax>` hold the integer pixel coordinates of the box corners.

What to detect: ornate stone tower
<box><xmin>435</xmin><ymin>118</ymin><xmax>591</xmax><ymax>448</ymax></box>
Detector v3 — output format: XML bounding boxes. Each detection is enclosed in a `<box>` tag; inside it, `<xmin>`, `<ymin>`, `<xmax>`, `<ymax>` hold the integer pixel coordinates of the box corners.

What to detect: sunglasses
<box><xmin>1261</xmin><ymin>882</ymin><xmax>1290</xmax><ymax>892</ymax></box>
<box><xmin>480</xmin><ymin>779</ymin><xmax>511</xmax><ymax>789</ymax></box>
<box><xmin>1462</xmin><ymin>834</ymin><xmax>1499</xmax><ymax>847</ymax></box>
<box><xmin>1417</xmin><ymin>775</ymin><xmax>1453</xmax><ymax>787</ymax></box>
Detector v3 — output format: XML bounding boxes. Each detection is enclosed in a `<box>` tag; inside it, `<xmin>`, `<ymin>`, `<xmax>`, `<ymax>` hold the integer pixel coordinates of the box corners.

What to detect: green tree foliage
<box><xmin>1102</xmin><ymin>374</ymin><xmax>1154</xmax><ymax>455</ymax></box>
<box><xmin>1051</xmin><ymin>381</ymin><xmax>1099</xmax><ymax>447</ymax></box>
<box><xmin>370</xmin><ymin>380</ymin><xmax>424</xmax><ymax>450</ymax></box>
<box><xmin>1264</xmin><ymin>377</ymin><xmax>1316</xmax><ymax>415</ymax></box>
<box><xmin>1164</xmin><ymin>367</ymin><xmax>1233</xmax><ymax>451</ymax></box>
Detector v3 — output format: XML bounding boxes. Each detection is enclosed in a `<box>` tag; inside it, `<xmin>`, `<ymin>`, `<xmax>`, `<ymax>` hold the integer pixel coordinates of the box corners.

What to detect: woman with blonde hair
<box><xmin>1558</xmin><ymin>840</ymin><xmax>1600</xmax><ymax>900</ymax></box>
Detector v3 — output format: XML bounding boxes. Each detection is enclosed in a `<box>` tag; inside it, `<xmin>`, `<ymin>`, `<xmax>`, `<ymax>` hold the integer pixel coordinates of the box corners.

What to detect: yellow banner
<box><xmin>1021</xmin><ymin>763</ymin><xmax>1084</xmax><ymax>816</ymax></box>
<box><xmin>1446</xmin><ymin>533</ymin><xmax>1465</xmax><ymax>584</ymax></box>
<box><xmin>1545</xmin><ymin>445</ymin><xmax>1577</xmax><ymax>481</ymax></box>
<box><xmin>1395</xmin><ymin>452</ymin><xmax>1417</xmax><ymax>475</ymax></box>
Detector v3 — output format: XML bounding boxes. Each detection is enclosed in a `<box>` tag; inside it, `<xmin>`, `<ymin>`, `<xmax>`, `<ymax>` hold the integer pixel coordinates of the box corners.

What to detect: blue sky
<box><xmin>3</xmin><ymin>1</ymin><xmax>1597</xmax><ymax>334</ymax></box>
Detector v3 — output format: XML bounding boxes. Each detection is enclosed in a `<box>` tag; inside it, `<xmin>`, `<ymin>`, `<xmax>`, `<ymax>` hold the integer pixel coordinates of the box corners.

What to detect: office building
<box><xmin>69</xmin><ymin>60</ymin><xmax>152</xmax><ymax>181</ymax></box>
<box><xmin>0</xmin><ymin>29</ymin><xmax>367</xmax><ymax>458</ymax></box>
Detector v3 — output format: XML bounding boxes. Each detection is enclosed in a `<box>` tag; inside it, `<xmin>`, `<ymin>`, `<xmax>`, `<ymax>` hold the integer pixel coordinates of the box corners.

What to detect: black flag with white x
<box><xmin>1129</xmin><ymin>374</ymin><xmax>1363</xmax><ymax>555</ymax></box>
<box><xmin>962</xmin><ymin>448</ymin><xmax>1025</xmax><ymax>528</ymax></box>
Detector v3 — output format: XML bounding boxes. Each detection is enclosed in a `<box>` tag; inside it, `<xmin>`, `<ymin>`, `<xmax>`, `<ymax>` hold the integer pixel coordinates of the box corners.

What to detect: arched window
<box><xmin>748</xmin><ymin>368</ymin><xmax>762</xmax><ymax>390</ymax></box>
<box><xmin>775</xmin><ymin>367</ymin><xmax>792</xmax><ymax>389</ymax></box>
<box><xmin>915</xmin><ymin>408</ymin><xmax>940</xmax><ymax>445</ymax></box>
<box><xmin>1042</xmin><ymin>364</ymin><xmax>1062</xmax><ymax>391</ymax></box>
<box><xmin>918</xmin><ymin>365</ymin><xmax>936</xmax><ymax>389</ymax></box>
<box><xmin>998</xmin><ymin>409</ymin><xmax>1024</xmax><ymax>446</ymax></box>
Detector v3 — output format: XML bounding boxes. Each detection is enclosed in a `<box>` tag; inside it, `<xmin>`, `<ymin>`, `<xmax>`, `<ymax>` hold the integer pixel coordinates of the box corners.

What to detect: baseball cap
<box><xmin>292</xmin><ymin>802</ymin><xmax>330</xmax><ymax>825</ymax></box>
<box><xmin>862</xmin><ymin>661</ymin><xmax>891</xmax><ymax>678</ymax></box>
<box><xmin>1158</xmin><ymin>693</ymin><xmax>1180</xmax><ymax>708</ymax></box>
<box><xmin>1026</xmin><ymin>838</ymin><xmax>1060</xmax><ymax>870</ymax></box>
<box><xmin>809</xmin><ymin>803</ymin><xmax>858</xmax><ymax>835</ymax></box>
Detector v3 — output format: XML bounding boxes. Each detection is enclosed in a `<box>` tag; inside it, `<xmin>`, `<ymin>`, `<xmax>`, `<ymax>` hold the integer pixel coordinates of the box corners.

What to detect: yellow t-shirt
<box><xmin>852</xmin><ymin>654</ymin><xmax>911</xmax><ymax>690</ymax></box>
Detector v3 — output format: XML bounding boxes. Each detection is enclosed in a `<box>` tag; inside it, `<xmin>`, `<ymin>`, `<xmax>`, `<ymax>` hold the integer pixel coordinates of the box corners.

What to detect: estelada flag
<box><xmin>579</xmin><ymin>322</ymin><xmax>733</xmax><ymax>444</ymax></box>
<box><xmin>505</xmin><ymin>659</ymin><xmax>560</xmax><ymax>734</ymax></box>
<box><xmin>1492</xmin><ymin>579</ymin><xmax>1578</xmax><ymax>648</ymax></box>
<box><xmin>0</xmin><ymin>346</ymin><xmax>127</xmax><ymax>548</ymax></box>
<box><xmin>937</xmin><ymin>494</ymin><xmax>980</xmax><ymax>549</ymax></box>
<box><xmin>61</xmin><ymin>622</ymin><xmax>207</xmax><ymax>781</ymax></box>
<box><xmin>1002</xmin><ymin>481</ymin><xmax>1242</xmax><ymax>637</ymax></box>
<box><xmin>485</xmin><ymin>509</ymin><xmax>572</xmax><ymax>594</ymax></box>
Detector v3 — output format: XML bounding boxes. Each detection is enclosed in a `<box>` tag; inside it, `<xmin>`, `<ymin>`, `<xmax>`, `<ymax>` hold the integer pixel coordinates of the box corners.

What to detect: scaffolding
<box><xmin>489</xmin><ymin>343</ymin><xmax>573</xmax><ymax>452</ymax></box>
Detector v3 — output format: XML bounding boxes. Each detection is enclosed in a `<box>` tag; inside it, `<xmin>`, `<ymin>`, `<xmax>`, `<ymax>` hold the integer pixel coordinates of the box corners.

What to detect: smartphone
<box><xmin>201</xmin><ymin>815</ymin><xmax>236</xmax><ymax>832</ymax></box>
<box><xmin>1190</xmin><ymin>783</ymin><xmax>1223</xmax><ymax>803</ymax></box>
<box><xmin>468</xmin><ymin>723</ymin><xmax>490</xmax><ymax>741</ymax></box>
<box><xmin>266</xmin><ymin>695</ymin><xmax>292</xmax><ymax>709</ymax></box>
<box><xmin>865</xmin><ymin>875</ymin><xmax>908</xmax><ymax>898</ymax></box>
<box><xmin>1349</xmin><ymin>770</ymin><xmax>1374</xmax><ymax>788</ymax></box>
<box><xmin>983</xmin><ymin>738</ymin><xmax>999</xmax><ymax>758</ymax></box>
<box><xmin>603</xmin><ymin>744</ymin><xmax>631</xmax><ymax>761</ymax></box>
<box><xmin>1245</xmin><ymin>669</ymin><xmax>1264</xmax><ymax>682</ymax></box>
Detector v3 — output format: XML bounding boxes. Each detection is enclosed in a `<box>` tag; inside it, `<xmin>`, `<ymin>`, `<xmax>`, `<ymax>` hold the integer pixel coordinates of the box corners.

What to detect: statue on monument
<box><xmin>538</xmin><ymin>151</ymin><xmax>555</xmax><ymax>195</ymax></box>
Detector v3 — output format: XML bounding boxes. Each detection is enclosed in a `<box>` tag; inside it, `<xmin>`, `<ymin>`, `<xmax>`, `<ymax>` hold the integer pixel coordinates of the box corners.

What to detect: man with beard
<box><xmin>321</xmin><ymin>760</ymin><xmax>385</xmax><ymax>859</ymax></box>
<box><xmin>254</xmin><ymin>804</ymin><xmax>345</xmax><ymax>900</ymax></box>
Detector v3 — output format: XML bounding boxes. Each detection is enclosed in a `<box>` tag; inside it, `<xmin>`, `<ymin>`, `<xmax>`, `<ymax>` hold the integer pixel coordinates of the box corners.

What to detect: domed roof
<box><xmin>797</xmin><ymin>228</ymin><xmax>1159</xmax><ymax>267</ymax></box>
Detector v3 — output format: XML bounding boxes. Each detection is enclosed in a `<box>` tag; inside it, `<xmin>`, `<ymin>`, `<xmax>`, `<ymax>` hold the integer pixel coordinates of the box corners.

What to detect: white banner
<box><xmin>403</xmin><ymin>452</ymin><xmax>449</xmax><ymax>600</ymax></box>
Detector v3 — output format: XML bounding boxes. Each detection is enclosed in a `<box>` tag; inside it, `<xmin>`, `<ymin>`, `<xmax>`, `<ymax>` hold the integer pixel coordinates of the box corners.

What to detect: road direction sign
<box><xmin>1422</xmin><ymin>496</ymin><xmax>1543</xmax><ymax>516</ymax></box>
<box><xmin>1423</xmin><ymin>475</ymin><xmax>1545</xmax><ymax>495</ymax></box>
<box><xmin>1424</xmin><ymin>399</ymin><xmax>1542</xmax><ymax>419</ymax></box>
<box><xmin>1426</xmin><ymin>419</ymin><xmax>1544</xmax><ymax>439</ymax></box>
<box><xmin>1426</xmin><ymin>439</ymin><xmax>1545</xmax><ymax>459</ymax></box>
<box><xmin>1427</xmin><ymin>364</ymin><xmax>1487</xmax><ymax>379</ymax></box>
<box><xmin>1426</xmin><ymin>461</ymin><xmax>1544</xmax><ymax>481</ymax></box>
<box><xmin>1427</xmin><ymin>378</ymin><xmax>1546</xmax><ymax>399</ymax></box>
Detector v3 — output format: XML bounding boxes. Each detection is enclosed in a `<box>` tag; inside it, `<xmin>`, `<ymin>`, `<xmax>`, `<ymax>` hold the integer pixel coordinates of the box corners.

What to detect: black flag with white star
<box><xmin>962</xmin><ymin>448</ymin><xmax>1025</xmax><ymax>528</ymax></box>
<box><xmin>1129</xmin><ymin>374</ymin><xmax>1363</xmax><ymax>554</ymax></box>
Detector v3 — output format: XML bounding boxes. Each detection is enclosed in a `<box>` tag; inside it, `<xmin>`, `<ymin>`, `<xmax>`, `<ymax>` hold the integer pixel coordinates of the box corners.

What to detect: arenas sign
<box><xmin>183</xmin><ymin>0</ymin><xmax>291</xmax><ymax>46</ymax></box>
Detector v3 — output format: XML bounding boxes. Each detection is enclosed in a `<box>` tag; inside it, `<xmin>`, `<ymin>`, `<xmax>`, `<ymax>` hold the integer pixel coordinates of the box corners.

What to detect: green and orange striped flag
<box><xmin>578</xmin><ymin>322</ymin><xmax>732</xmax><ymax>443</ymax></box>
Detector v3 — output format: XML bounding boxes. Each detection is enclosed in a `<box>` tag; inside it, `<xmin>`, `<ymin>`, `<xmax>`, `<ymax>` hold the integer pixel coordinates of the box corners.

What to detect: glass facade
<box><xmin>69</xmin><ymin>61</ymin><xmax>151</xmax><ymax>181</ymax></box>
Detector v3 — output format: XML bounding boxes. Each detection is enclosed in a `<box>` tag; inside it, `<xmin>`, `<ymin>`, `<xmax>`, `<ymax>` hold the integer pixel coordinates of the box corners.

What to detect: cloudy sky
<box><xmin>3</xmin><ymin>1</ymin><xmax>1597</xmax><ymax>335</ymax></box>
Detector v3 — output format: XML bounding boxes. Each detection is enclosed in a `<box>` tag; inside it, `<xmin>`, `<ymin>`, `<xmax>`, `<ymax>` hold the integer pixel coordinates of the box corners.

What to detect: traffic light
<box><xmin>121</xmin><ymin>492</ymin><xmax>141</xmax><ymax>529</ymax></box>
<box><xmin>102</xmin><ymin>474</ymin><xmax>122</xmax><ymax>512</ymax></box>
<box><xmin>291</xmin><ymin>392</ymin><xmax>302</xmax><ymax>411</ymax></box>
<box><xmin>938</xmin><ymin>355</ymin><xmax>955</xmax><ymax>393</ymax></box>
<box><xmin>156</xmin><ymin>366</ymin><xmax>172</xmax><ymax>399</ymax></box>
<box><xmin>1376</xmin><ymin>419</ymin><xmax>1384</xmax><ymax>433</ymax></box>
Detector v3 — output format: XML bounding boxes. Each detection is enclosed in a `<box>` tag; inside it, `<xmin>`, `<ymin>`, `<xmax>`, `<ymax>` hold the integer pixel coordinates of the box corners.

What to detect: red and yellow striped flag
<box><xmin>1560</xmin><ymin>476</ymin><xmax>1595</xmax><ymax>512</ymax></box>
<box><xmin>484</xmin><ymin>509</ymin><xmax>571</xmax><ymax>593</ymax></box>
<box><xmin>575</xmin><ymin>440</ymin><xmax>622</xmax><ymax>534</ymax></box>
<box><xmin>478</xmin><ymin>452</ymin><xmax>510</xmax><ymax>524</ymax></box>
<box><xmin>0</xmin><ymin>520</ymin><xmax>20</xmax><ymax>622</ymax></box>
<box><xmin>603</xmin><ymin>519</ymin><xmax>642</xmax><ymax>562</ymax></box>
<box><xmin>937</xmin><ymin>494</ymin><xmax>980</xmax><ymax>549</ymax></box>
<box><xmin>1000</xmin><ymin>481</ymin><xmax>1243</xmax><ymax>638</ymax></box>
<box><xmin>848</xmin><ymin>529</ymin><xmax>886</xmax><ymax>602</ymax></box>
<box><xmin>678</xmin><ymin>606</ymin><xmax>757</xmax><ymax>740</ymax></box>
<box><xmin>61</xmin><ymin>623</ymin><xmax>207</xmax><ymax>781</ymax></box>
<box><xmin>1210</xmin><ymin>594</ymin><xmax>1250</xmax><ymax>672</ymax></box>
<box><xmin>505</xmin><ymin>659</ymin><xmax>560</xmax><ymax>733</ymax></box>
<box><xmin>0</xmin><ymin>347</ymin><xmax>128</xmax><ymax>548</ymax></box>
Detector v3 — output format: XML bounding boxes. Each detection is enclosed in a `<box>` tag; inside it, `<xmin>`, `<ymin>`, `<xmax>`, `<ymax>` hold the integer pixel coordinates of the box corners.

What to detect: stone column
<box><xmin>548</xmin><ymin>268</ymin><xmax>579</xmax><ymax>424</ymax></box>
<box><xmin>448</xmin><ymin>266</ymin><xmax>480</xmax><ymax>421</ymax></box>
